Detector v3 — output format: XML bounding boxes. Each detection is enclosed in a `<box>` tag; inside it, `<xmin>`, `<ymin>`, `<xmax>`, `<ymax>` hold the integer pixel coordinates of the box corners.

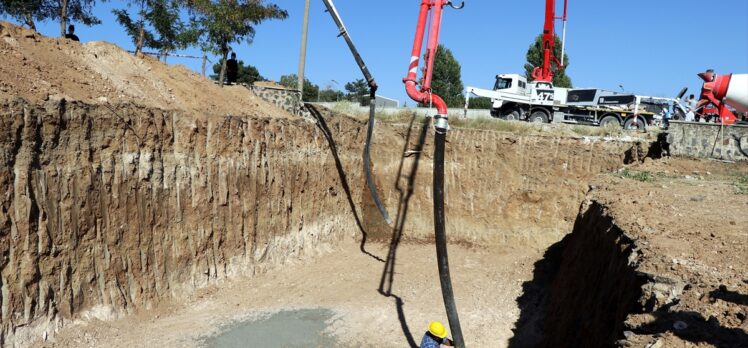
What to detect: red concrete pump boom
<box><xmin>404</xmin><ymin>0</ymin><xmax>451</xmax><ymax>120</ymax></box>
<box><xmin>531</xmin><ymin>0</ymin><xmax>568</xmax><ymax>84</ymax></box>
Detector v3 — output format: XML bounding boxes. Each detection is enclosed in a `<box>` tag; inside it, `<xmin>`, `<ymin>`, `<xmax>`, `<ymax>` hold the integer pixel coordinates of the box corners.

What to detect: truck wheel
<box><xmin>673</xmin><ymin>109</ymin><xmax>685</xmax><ymax>120</ymax></box>
<box><xmin>600</xmin><ymin>115</ymin><xmax>620</xmax><ymax>128</ymax></box>
<box><xmin>503</xmin><ymin>110</ymin><xmax>520</xmax><ymax>121</ymax></box>
<box><xmin>623</xmin><ymin>117</ymin><xmax>646</xmax><ymax>130</ymax></box>
<box><xmin>529</xmin><ymin>110</ymin><xmax>549</xmax><ymax>123</ymax></box>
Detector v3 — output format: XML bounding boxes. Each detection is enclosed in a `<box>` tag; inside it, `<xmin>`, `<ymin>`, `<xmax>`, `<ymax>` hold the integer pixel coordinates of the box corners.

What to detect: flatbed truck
<box><xmin>465</xmin><ymin>74</ymin><xmax>673</xmax><ymax>129</ymax></box>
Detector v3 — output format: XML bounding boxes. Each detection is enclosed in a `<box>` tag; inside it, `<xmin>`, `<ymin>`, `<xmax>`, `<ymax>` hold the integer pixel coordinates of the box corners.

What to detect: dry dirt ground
<box><xmin>597</xmin><ymin>158</ymin><xmax>748</xmax><ymax>347</ymax></box>
<box><xmin>37</xmin><ymin>241</ymin><xmax>540</xmax><ymax>348</ymax></box>
<box><xmin>0</xmin><ymin>21</ymin><xmax>291</xmax><ymax>118</ymax></box>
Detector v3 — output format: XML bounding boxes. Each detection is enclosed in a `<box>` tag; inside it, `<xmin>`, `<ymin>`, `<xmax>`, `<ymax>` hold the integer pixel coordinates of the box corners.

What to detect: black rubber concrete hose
<box><xmin>433</xmin><ymin>129</ymin><xmax>465</xmax><ymax>347</ymax></box>
<box><xmin>363</xmin><ymin>95</ymin><xmax>393</xmax><ymax>225</ymax></box>
<box><xmin>322</xmin><ymin>0</ymin><xmax>392</xmax><ymax>225</ymax></box>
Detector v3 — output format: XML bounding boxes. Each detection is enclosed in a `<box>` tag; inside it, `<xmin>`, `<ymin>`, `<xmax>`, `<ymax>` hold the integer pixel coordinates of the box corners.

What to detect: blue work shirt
<box><xmin>420</xmin><ymin>332</ymin><xmax>450</xmax><ymax>348</ymax></box>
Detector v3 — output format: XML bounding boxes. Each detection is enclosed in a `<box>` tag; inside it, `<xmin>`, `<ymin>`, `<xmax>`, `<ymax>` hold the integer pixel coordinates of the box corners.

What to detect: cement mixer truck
<box><xmin>695</xmin><ymin>69</ymin><xmax>748</xmax><ymax>125</ymax></box>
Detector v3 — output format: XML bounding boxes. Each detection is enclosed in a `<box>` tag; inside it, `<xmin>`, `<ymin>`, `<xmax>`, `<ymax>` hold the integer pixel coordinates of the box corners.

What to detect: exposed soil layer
<box><xmin>603</xmin><ymin>159</ymin><xmax>748</xmax><ymax>347</ymax></box>
<box><xmin>0</xmin><ymin>97</ymin><xmax>641</xmax><ymax>346</ymax></box>
<box><xmin>0</xmin><ymin>21</ymin><xmax>292</xmax><ymax>118</ymax></box>
<box><xmin>520</xmin><ymin>158</ymin><xmax>748</xmax><ymax>347</ymax></box>
<box><xmin>540</xmin><ymin>201</ymin><xmax>644</xmax><ymax>347</ymax></box>
<box><xmin>363</xmin><ymin>114</ymin><xmax>639</xmax><ymax>248</ymax></box>
<box><xmin>4</xmin><ymin>19</ymin><xmax>745</xmax><ymax>348</ymax></box>
<box><xmin>0</xmin><ymin>99</ymin><xmax>363</xmax><ymax>345</ymax></box>
<box><xmin>33</xmin><ymin>159</ymin><xmax>747</xmax><ymax>348</ymax></box>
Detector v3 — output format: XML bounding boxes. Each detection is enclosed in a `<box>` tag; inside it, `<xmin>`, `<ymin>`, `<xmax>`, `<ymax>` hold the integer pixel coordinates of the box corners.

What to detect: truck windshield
<box><xmin>494</xmin><ymin>78</ymin><xmax>512</xmax><ymax>90</ymax></box>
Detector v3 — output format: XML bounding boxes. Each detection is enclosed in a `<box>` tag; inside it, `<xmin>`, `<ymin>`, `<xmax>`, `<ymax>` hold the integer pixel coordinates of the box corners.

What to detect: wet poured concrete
<box><xmin>204</xmin><ymin>309</ymin><xmax>337</xmax><ymax>348</ymax></box>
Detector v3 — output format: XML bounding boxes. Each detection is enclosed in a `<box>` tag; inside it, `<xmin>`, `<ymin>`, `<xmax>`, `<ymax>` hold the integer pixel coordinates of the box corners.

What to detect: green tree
<box><xmin>429</xmin><ymin>44</ymin><xmax>464</xmax><ymax>108</ymax></box>
<box><xmin>467</xmin><ymin>97</ymin><xmax>492</xmax><ymax>109</ymax></box>
<box><xmin>189</xmin><ymin>0</ymin><xmax>287</xmax><ymax>87</ymax></box>
<box><xmin>344</xmin><ymin>78</ymin><xmax>369</xmax><ymax>103</ymax></box>
<box><xmin>1</xmin><ymin>0</ymin><xmax>44</xmax><ymax>30</ymax></box>
<box><xmin>148</xmin><ymin>0</ymin><xmax>198</xmax><ymax>58</ymax></box>
<box><xmin>210</xmin><ymin>60</ymin><xmax>264</xmax><ymax>84</ymax></box>
<box><xmin>279</xmin><ymin>74</ymin><xmax>318</xmax><ymax>102</ymax></box>
<box><xmin>113</xmin><ymin>1</ymin><xmax>155</xmax><ymax>55</ymax></box>
<box><xmin>524</xmin><ymin>34</ymin><xmax>572</xmax><ymax>88</ymax></box>
<box><xmin>45</xmin><ymin>0</ymin><xmax>101</xmax><ymax>37</ymax></box>
<box><xmin>318</xmin><ymin>88</ymin><xmax>344</xmax><ymax>102</ymax></box>
<box><xmin>114</xmin><ymin>0</ymin><xmax>197</xmax><ymax>57</ymax></box>
<box><xmin>1</xmin><ymin>0</ymin><xmax>99</xmax><ymax>35</ymax></box>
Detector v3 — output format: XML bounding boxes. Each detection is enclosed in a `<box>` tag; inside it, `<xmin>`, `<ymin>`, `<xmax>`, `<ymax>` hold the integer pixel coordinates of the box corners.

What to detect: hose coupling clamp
<box><xmin>434</xmin><ymin>114</ymin><xmax>449</xmax><ymax>131</ymax></box>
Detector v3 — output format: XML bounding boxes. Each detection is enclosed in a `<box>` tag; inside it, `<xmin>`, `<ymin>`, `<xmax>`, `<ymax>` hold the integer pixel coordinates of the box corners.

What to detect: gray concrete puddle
<box><xmin>203</xmin><ymin>309</ymin><xmax>338</xmax><ymax>347</ymax></box>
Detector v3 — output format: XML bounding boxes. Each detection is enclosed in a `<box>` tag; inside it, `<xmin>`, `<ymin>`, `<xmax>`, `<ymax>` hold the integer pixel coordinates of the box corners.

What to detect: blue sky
<box><xmin>5</xmin><ymin>0</ymin><xmax>748</xmax><ymax>105</ymax></box>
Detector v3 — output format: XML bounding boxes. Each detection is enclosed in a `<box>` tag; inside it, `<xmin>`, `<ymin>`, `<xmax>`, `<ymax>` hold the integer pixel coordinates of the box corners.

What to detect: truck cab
<box><xmin>466</xmin><ymin>74</ymin><xmax>562</xmax><ymax>120</ymax></box>
<box><xmin>493</xmin><ymin>74</ymin><xmax>565</xmax><ymax>106</ymax></box>
<box><xmin>493</xmin><ymin>74</ymin><xmax>528</xmax><ymax>95</ymax></box>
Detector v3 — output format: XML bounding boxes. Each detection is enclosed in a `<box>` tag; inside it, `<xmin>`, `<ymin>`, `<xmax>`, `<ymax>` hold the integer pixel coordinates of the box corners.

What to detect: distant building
<box><xmin>374</xmin><ymin>95</ymin><xmax>399</xmax><ymax>108</ymax></box>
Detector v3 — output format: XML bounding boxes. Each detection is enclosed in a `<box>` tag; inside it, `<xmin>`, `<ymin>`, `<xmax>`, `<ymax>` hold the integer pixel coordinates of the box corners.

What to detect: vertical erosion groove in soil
<box><xmin>0</xmin><ymin>98</ymin><xmax>367</xmax><ymax>344</ymax></box>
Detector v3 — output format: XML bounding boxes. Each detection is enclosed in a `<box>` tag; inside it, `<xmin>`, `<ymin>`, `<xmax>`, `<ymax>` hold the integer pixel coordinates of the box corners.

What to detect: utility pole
<box><xmin>298</xmin><ymin>0</ymin><xmax>311</xmax><ymax>101</ymax></box>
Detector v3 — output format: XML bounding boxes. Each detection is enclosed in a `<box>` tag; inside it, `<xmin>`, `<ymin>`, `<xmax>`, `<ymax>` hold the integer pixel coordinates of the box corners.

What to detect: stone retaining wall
<box><xmin>667</xmin><ymin>121</ymin><xmax>748</xmax><ymax>161</ymax></box>
<box><xmin>248</xmin><ymin>85</ymin><xmax>303</xmax><ymax>116</ymax></box>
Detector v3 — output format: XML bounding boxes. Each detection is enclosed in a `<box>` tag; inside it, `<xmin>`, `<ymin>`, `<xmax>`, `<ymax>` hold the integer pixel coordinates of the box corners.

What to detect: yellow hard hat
<box><xmin>428</xmin><ymin>321</ymin><xmax>448</xmax><ymax>339</ymax></box>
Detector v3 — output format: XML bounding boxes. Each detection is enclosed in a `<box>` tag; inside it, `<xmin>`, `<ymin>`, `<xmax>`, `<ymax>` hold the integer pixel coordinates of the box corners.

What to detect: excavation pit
<box><xmin>2</xmin><ymin>21</ymin><xmax>746</xmax><ymax>347</ymax></box>
<box><xmin>0</xmin><ymin>98</ymin><xmax>649</xmax><ymax>346</ymax></box>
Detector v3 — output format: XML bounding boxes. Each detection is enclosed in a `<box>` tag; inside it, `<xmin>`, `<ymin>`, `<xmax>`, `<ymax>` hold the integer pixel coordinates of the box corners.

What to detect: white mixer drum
<box><xmin>724</xmin><ymin>74</ymin><xmax>748</xmax><ymax>113</ymax></box>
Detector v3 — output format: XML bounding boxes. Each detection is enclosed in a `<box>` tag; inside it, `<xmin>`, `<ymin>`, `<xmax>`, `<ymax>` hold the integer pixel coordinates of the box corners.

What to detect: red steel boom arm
<box><xmin>404</xmin><ymin>0</ymin><xmax>450</xmax><ymax>119</ymax></box>
<box><xmin>531</xmin><ymin>0</ymin><xmax>567</xmax><ymax>83</ymax></box>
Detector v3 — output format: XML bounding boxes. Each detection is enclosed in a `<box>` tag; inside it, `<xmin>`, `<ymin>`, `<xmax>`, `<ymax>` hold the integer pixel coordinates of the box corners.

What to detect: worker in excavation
<box><xmin>419</xmin><ymin>321</ymin><xmax>454</xmax><ymax>347</ymax></box>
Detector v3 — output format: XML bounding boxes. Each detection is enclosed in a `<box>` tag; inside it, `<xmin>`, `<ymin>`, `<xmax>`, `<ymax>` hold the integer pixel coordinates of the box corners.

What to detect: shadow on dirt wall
<box><xmin>512</xmin><ymin>201</ymin><xmax>649</xmax><ymax>347</ymax></box>
<box><xmin>508</xmin><ymin>202</ymin><xmax>747</xmax><ymax>347</ymax></box>
<box><xmin>307</xmin><ymin>104</ymin><xmax>384</xmax><ymax>263</ymax></box>
<box><xmin>310</xmin><ymin>105</ymin><xmax>431</xmax><ymax>347</ymax></box>
<box><xmin>378</xmin><ymin>114</ymin><xmax>431</xmax><ymax>348</ymax></box>
<box><xmin>507</xmin><ymin>233</ymin><xmax>570</xmax><ymax>347</ymax></box>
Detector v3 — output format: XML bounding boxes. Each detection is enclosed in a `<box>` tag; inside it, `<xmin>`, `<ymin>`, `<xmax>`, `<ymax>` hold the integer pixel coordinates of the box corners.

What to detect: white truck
<box><xmin>465</xmin><ymin>74</ymin><xmax>673</xmax><ymax>129</ymax></box>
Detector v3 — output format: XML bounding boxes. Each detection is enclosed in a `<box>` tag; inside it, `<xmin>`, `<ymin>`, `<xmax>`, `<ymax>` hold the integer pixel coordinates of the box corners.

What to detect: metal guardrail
<box><xmin>313</xmin><ymin>102</ymin><xmax>492</xmax><ymax>118</ymax></box>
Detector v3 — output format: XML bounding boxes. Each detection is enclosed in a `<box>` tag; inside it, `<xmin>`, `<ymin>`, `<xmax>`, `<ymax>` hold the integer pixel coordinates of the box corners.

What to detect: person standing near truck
<box><xmin>685</xmin><ymin>94</ymin><xmax>698</xmax><ymax>122</ymax></box>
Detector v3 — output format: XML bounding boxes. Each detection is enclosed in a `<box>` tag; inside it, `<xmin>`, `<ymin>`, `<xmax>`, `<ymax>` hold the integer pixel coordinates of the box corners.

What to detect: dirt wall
<box><xmin>515</xmin><ymin>163</ymin><xmax>748</xmax><ymax>347</ymax></box>
<box><xmin>0</xmin><ymin>100</ymin><xmax>641</xmax><ymax>345</ymax></box>
<box><xmin>539</xmin><ymin>201</ymin><xmax>644</xmax><ymax>347</ymax></box>
<box><xmin>368</xmin><ymin>118</ymin><xmax>638</xmax><ymax>248</ymax></box>
<box><xmin>0</xmin><ymin>99</ymin><xmax>366</xmax><ymax>344</ymax></box>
